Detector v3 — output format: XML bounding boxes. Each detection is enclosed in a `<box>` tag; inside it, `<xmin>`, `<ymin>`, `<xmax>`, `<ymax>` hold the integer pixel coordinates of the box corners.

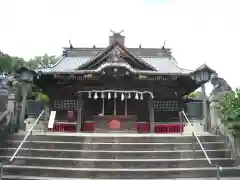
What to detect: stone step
<box><xmin>5</xmin><ymin>140</ymin><xmax>226</xmax><ymax>151</ymax></box>
<box><xmin>2</xmin><ymin>165</ymin><xmax>240</xmax><ymax>178</ymax></box>
<box><xmin>0</xmin><ymin>156</ymin><xmax>235</xmax><ymax>169</ymax></box>
<box><xmin>8</xmin><ymin>134</ymin><xmax>224</xmax><ymax>143</ymax></box>
<box><xmin>2</xmin><ymin>175</ymin><xmax>240</xmax><ymax>180</ymax></box>
<box><xmin>0</xmin><ymin>148</ymin><xmax>231</xmax><ymax>159</ymax></box>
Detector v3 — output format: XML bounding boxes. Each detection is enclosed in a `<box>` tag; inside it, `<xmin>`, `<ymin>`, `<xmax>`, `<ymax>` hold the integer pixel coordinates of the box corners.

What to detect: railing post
<box><xmin>179</xmin><ymin>111</ymin><xmax>183</xmax><ymax>135</ymax></box>
<box><xmin>29</xmin><ymin>131</ymin><xmax>32</xmax><ymax>156</ymax></box>
<box><xmin>216</xmin><ymin>164</ymin><xmax>221</xmax><ymax>180</ymax></box>
<box><xmin>192</xmin><ymin>131</ymin><xmax>196</xmax><ymax>158</ymax></box>
<box><xmin>0</xmin><ymin>164</ymin><xmax>3</xmax><ymax>180</ymax></box>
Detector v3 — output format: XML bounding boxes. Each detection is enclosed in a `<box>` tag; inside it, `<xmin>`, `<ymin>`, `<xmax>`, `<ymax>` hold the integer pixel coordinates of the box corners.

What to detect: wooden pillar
<box><xmin>77</xmin><ymin>93</ymin><xmax>83</xmax><ymax>132</ymax></box>
<box><xmin>113</xmin><ymin>98</ymin><xmax>116</xmax><ymax>115</ymax></box>
<box><xmin>124</xmin><ymin>96</ymin><xmax>127</xmax><ymax>116</ymax></box>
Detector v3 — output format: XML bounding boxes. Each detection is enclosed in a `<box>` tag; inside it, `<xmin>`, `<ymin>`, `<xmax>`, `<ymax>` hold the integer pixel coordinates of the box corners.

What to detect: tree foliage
<box><xmin>185</xmin><ymin>91</ymin><xmax>201</xmax><ymax>99</ymax></box>
<box><xmin>0</xmin><ymin>52</ymin><xmax>25</xmax><ymax>73</ymax></box>
<box><xmin>27</xmin><ymin>53</ymin><xmax>59</xmax><ymax>69</ymax></box>
<box><xmin>219</xmin><ymin>88</ymin><xmax>240</xmax><ymax>133</ymax></box>
<box><xmin>36</xmin><ymin>92</ymin><xmax>49</xmax><ymax>106</ymax></box>
<box><xmin>0</xmin><ymin>54</ymin><xmax>12</xmax><ymax>72</ymax></box>
<box><xmin>0</xmin><ymin>51</ymin><xmax>59</xmax><ymax>72</ymax></box>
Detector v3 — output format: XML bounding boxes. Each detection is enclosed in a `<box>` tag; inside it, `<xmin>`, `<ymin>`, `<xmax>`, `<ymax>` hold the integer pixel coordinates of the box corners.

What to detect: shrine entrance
<box><xmin>78</xmin><ymin>90</ymin><xmax>154</xmax><ymax>133</ymax></box>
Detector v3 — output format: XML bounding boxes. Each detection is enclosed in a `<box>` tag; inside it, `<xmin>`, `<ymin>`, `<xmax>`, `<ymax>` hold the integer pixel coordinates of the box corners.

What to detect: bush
<box><xmin>36</xmin><ymin>92</ymin><xmax>49</xmax><ymax>107</ymax></box>
<box><xmin>219</xmin><ymin>88</ymin><xmax>240</xmax><ymax>134</ymax></box>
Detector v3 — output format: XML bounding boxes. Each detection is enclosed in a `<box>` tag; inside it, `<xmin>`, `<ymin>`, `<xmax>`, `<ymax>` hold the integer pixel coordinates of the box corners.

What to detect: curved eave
<box><xmin>37</xmin><ymin>59</ymin><xmax>194</xmax><ymax>76</ymax></box>
<box><xmin>37</xmin><ymin>69</ymin><xmax>192</xmax><ymax>76</ymax></box>
<box><xmin>191</xmin><ymin>63</ymin><xmax>216</xmax><ymax>76</ymax></box>
<box><xmin>175</xmin><ymin>64</ymin><xmax>217</xmax><ymax>96</ymax></box>
<box><xmin>15</xmin><ymin>65</ymin><xmax>36</xmax><ymax>75</ymax></box>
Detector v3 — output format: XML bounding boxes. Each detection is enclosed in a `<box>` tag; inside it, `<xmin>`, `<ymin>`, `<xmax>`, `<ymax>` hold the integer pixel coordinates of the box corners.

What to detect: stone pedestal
<box><xmin>209</xmin><ymin>92</ymin><xmax>228</xmax><ymax>131</ymax></box>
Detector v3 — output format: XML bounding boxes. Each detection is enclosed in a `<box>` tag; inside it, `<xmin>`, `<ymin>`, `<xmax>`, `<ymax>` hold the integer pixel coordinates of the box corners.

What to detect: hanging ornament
<box><xmin>135</xmin><ymin>93</ymin><xmax>139</xmax><ymax>100</ymax></box>
<box><xmin>114</xmin><ymin>92</ymin><xmax>117</xmax><ymax>99</ymax></box>
<box><xmin>140</xmin><ymin>93</ymin><xmax>143</xmax><ymax>100</ymax></box>
<box><xmin>121</xmin><ymin>93</ymin><xmax>124</xmax><ymax>101</ymax></box>
<box><xmin>108</xmin><ymin>92</ymin><xmax>111</xmax><ymax>99</ymax></box>
<box><xmin>88</xmin><ymin>92</ymin><xmax>91</xmax><ymax>99</ymax></box>
<box><xmin>128</xmin><ymin>92</ymin><xmax>131</xmax><ymax>99</ymax></box>
<box><xmin>94</xmin><ymin>92</ymin><xmax>98</xmax><ymax>99</ymax></box>
<box><xmin>101</xmin><ymin>92</ymin><xmax>104</xmax><ymax>99</ymax></box>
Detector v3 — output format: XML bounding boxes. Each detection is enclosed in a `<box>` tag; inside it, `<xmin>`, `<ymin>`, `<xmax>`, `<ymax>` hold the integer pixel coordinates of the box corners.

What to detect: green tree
<box><xmin>11</xmin><ymin>56</ymin><xmax>25</xmax><ymax>71</ymax></box>
<box><xmin>0</xmin><ymin>53</ymin><xmax>12</xmax><ymax>72</ymax></box>
<box><xmin>27</xmin><ymin>53</ymin><xmax>59</xmax><ymax>69</ymax></box>
<box><xmin>185</xmin><ymin>91</ymin><xmax>201</xmax><ymax>99</ymax></box>
<box><xmin>219</xmin><ymin>88</ymin><xmax>240</xmax><ymax>134</ymax></box>
<box><xmin>0</xmin><ymin>52</ymin><xmax>25</xmax><ymax>72</ymax></box>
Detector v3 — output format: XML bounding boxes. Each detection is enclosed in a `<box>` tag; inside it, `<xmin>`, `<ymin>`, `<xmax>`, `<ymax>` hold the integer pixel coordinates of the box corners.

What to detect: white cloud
<box><xmin>0</xmin><ymin>0</ymin><xmax>239</xmax><ymax>92</ymax></box>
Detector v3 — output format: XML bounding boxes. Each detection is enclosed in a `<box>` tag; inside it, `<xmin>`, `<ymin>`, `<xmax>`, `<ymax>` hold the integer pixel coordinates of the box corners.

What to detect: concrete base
<box><xmin>25</xmin><ymin>118</ymin><xmax>47</xmax><ymax>132</ymax></box>
<box><xmin>184</xmin><ymin>120</ymin><xmax>204</xmax><ymax>133</ymax></box>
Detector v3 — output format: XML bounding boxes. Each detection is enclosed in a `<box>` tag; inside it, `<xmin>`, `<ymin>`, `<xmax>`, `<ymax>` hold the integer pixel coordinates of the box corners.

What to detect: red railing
<box><xmin>48</xmin><ymin>121</ymin><xmax>184</xmax><ymax>133</ymax></box>
<box><xmin>154</xmin><ymin>123</ymin><xmax>184</xmax><ymax>133</ymax></box>
<box><xmin>136</xmin><ymin>122</ymin><xmax>184</xmax><ymax>133</ymax></box>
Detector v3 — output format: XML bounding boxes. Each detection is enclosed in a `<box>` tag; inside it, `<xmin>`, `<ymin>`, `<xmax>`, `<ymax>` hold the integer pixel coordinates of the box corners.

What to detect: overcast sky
<box><xmin>1</xmin><ymin>0</ymin><xmax>240</xmax><ymax>93</ymax></box>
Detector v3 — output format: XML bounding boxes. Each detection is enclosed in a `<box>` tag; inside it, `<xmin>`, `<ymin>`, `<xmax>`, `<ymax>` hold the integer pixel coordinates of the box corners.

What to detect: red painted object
<box><xmin>137</xmin><ymin>122</ymin><xmax>150</xmax><ymax>133</ymax></box>
<box><xmin>108</xmin><ymin>119</ymin><xmax>120</xmax><ymax>129</ymax></box>
<box><xmin>47</xmin><ymin>120</ymin><xmax>183</xmax><ymax>134</ymax></box>
<box><xmin>82</xmin><ymin>121</ymin><xmax>95</xmax><ymax>132</ymax></box>
<box><xmin>155</xmin><ymin>123</ymin><xmax>184</xmax><ymax>133</ymax></box>
<box><xmin>67</xmin><ymin>111</ymin><xmax>74</xmax><ymax>122</ymax></box>
<box><xmin>50</xmin><ymin>123</ymin><xmax>76</xmax><ymax>132</ymax></box>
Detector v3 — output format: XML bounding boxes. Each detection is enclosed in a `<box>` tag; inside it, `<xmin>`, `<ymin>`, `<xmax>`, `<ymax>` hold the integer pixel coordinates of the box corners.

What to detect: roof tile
<box><xmin>38</xmin><ymin>56</ymin><xmax>192</xmax><ymax>74</ymax></box>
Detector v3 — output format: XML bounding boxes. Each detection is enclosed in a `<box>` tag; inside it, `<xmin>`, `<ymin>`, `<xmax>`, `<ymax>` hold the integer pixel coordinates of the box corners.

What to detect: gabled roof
<box><xmin>36</xmin><ymin>37</ymin><xmax>215</xmax><ymax>79</ymax></box>
<box><xmin>77</xmin><ymin>41</ymin><xmax>156</xmax><ymax>71</ymax></box>
<box><xmin>37</xmin><ymin>44</ymin><xmax>193</xmax><ymax>75</ymax></box>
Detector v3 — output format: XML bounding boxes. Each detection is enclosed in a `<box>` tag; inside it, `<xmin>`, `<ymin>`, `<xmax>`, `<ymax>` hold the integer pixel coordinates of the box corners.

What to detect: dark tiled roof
<box><xmin>63</xmin><ymin>47</ymin><xmax>170</xmax><ymax>57</ymax></box>
<box><xmin>37</xmin><ymin>45</ymin><xmax>194</xmax><ymax>74</ymax></box>
<box><xmin>38</xmin><ymin>55</ymin><xmax>192</xmax><ymax>74</ymax></box>
<box><xmin>39</xmin><ymin>56</ymin><xmax>92</xmax><ymax>72</ymax></box>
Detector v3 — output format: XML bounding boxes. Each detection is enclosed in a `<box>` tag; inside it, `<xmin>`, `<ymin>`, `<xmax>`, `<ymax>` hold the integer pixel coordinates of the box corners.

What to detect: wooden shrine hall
<box><xmin>35</xmin><ymin>30</ymin><xmax>215</xmax><ymax>133</ymax></box>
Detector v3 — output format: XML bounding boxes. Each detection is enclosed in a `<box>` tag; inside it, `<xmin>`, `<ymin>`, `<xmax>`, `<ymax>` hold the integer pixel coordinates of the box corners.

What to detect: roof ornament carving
<box><xmin>111</xmin><ymin>47</ymin><xmax>121</xmax><ymax>56</ymax></box>
<box><xmin>110</xmin><ymin>29</ymin><xmax>124</xmax><ymax>35</ymax></box>
<box><xmin>69</xmin><ymin>40</ymin><xmax>73</xmax><ymax>49</ymax></box>
<box><xmin>162</xmin><ymin>40</ymin><xmax>166</xmax><ymax>49</ymax></box>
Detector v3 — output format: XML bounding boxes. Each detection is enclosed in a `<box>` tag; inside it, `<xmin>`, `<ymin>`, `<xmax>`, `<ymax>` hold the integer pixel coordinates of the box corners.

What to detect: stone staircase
<box><xmin>0</xmin><ymin>133</ymin><xmax>239</xmax><ymax>179</ymax></box>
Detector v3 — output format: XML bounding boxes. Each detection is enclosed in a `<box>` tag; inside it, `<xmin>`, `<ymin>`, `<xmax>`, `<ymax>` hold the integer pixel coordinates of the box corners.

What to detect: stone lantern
<box><xmin>15</xmin><ymin>66</ymin><xmax>36</xmax><ymax>130</ymax></box>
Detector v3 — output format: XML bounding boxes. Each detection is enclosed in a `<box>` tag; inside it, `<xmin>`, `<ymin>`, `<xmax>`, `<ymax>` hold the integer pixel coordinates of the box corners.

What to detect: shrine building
<box><xmin>35</xmin><ymin>31</ymin><xmax>215</xmax><ymax>133</ymax></box>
